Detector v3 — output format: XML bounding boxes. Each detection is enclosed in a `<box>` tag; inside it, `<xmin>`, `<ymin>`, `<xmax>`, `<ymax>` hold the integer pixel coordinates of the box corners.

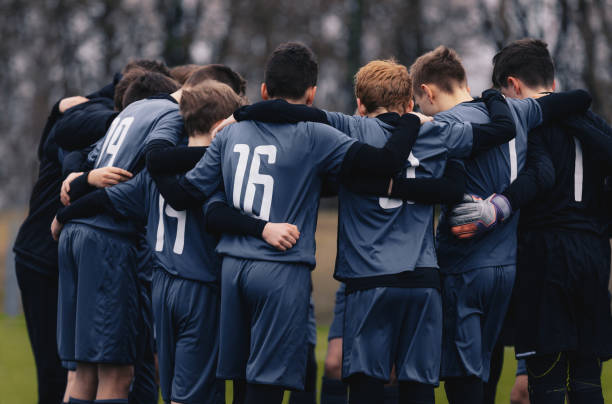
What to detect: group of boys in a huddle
<box><xmin>14</xmin><ymin>37</ymin><xmax>612</xmax><ymax>404</ymax></box>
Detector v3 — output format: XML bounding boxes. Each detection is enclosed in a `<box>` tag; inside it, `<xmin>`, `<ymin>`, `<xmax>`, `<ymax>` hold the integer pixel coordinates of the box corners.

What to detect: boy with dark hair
<box><xmin>122</xmin><ymin>58</ymin><xmax>171</xmax><ymax>77</ymax></box>
<box><xmin>184</xmin><ymin>64</ymin><xmax>247</xmax><ymax>96</ymax></box>
<box><xmin>403</xmin><ymin>45</ymin><xmax>591</xmax><ymax>404</ymax></box>
<box><xmin>169</xmin><ymin>64</ymin><xmax>201</xmax><ymax>85</ymax></box>
<box><xmin>451</xmin><ymin>38</ymin><xmax>612</xmax><ymax>404</ymax></box>
<box><xmin>52</xmin><ymin>80</ymin><xmax>299</xmax><ymax>404</ymax></box>
<box><xmin>122</xmin><ymin>72</ymin><xmax>180</xmax><ymax>109</ymax></box>
<box><xmin>148</xmin><ymin>42</ymin><xmax>428</xmax><ymax>404</ymax></box>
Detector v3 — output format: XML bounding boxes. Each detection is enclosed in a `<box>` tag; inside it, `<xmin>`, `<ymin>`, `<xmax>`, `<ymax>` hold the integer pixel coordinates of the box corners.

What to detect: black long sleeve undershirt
<box><xmin>54</xmin><ymin>99</ymin><xmax>117</xmax><ymax>151</ymax></box>
<box><xmin>501</xmin><ymin>129</ymin><xmax>555</xmax><ymax>210</ymax></box>
<box><xmin>536</xmin><ymin>89</ymin><xmax>591</xmax><ymax>126</ymax></box>
<box><xmin>564</xmin><ymin>110</ymin><xmax>612</xmax><ymax>171</ymax></box>
<box><xmin>57</xmin><ymin>189</ymin><xmax>114</xmax><ymax>223</ymax></box>
<box><xmin>206</xmin><ymin>201</ymin><xmax>267</xmax><ymax>237</ymax></box>
<box><xmin>342</xmin><ymin>160</ymin><xmax>466</xmax><ymax>205</ymax></box>
<box><xmin>339</xmin><ymin>113</ymin><xmax>421</xmax><ymax>179</ymax></box>
<box><xmin>469</xmin><ymin>90</ymin><xmax>516</xmax><ymax>156</ymax></box>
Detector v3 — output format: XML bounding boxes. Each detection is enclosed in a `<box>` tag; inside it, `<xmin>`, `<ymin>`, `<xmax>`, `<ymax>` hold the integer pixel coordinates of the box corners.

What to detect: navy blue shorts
<box><xmin>217</xmin><ymin>257</ymin><xmax>311</xmax><ymax>390</ymax></box>
<box><xmin>328</xmin><ymin>283</ymin><xmax>346</xmax><ymax>341</ymax></box>
<box><xmin>57</xmin><ymin>223</ymin><xmax>139</xmax><ymax>364</ymax></box>
<box><xmin>342</xmin><ymin>286</ymin><xmax>442</xmax><ymax>385</ymax></box>
<box><xmin>152</xmin><ymin>269</ymin><xmax>223</xmax><ymax>404</ymax></box>
<box><xmin>441</xmin><ymin>265</ymin><xmax>515</xmax><ymax>381</ymax></box>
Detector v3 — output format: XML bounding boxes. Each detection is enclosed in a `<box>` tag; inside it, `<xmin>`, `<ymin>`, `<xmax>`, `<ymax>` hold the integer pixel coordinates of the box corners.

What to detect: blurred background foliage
<box><xmin>0</xmin><ymin>0</ymin><xmax>611</xmax><ymax>209</ymax></box>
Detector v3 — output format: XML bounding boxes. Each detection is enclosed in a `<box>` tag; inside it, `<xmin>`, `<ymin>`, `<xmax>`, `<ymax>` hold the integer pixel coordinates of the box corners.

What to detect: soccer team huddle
<box><xmin>15</xmin><ymin>38</ymin><xmax>612</xmax><ymax>404</ymax></box>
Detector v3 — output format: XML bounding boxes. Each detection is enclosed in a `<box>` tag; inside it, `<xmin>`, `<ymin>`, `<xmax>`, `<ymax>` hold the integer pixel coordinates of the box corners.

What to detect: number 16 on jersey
<box><xmin>232</xmin><ymin>144</ymin><xmax>277</xmax><ymax>221</ymax></box>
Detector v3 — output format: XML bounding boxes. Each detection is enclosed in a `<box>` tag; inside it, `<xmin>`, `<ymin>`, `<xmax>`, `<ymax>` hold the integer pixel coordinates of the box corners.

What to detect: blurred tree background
<box><xmin>0</xmin><ymin>0</ymin><xmax>611</xmax><ymax>208</ymax></box>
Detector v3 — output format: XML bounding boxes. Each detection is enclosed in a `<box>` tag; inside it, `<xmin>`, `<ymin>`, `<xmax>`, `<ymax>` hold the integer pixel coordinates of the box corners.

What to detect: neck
<box><xmin>171</xmin><ymin>89</ymin><xmax>183</xmax><ymax>102</ymax></box>
<box><xmin>366</xmin><ymin>107</ymin><xmax>389</xmax><ymax>118</ymax></box>
<box><xmin>188</xmin><ymin>133</ymin><xmax>212</xmax><ymax>147</ymax></box>
<box><xmin>439</xmin><ymin>87</ymin><xmax>473</xmax><ymax>112</ymax></box>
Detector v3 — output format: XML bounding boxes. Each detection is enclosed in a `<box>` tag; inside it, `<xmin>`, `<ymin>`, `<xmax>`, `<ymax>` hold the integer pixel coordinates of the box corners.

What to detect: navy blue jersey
<box><xmin>185</xmin><ymin>121</ymin><xmax>356</xmax><ymax>267</ymax></box>
<box><xmin>72</xmin><ymin>96</ymin><xmax>184</xmax><ymax>234</ymax></box>
<box><xmin>105</xmin><ymin>170</ymin><xmax>220</xmax><ymax>283</ymax></box>
<box><xmin>436</xmin><ymin>98</ymin><xmax>542</xmax><ymax>273</ymax></box>
<box><xmin>324</xmin><ymin>112</ymin><xmax>473</xmax><ymax>279</ymax></box>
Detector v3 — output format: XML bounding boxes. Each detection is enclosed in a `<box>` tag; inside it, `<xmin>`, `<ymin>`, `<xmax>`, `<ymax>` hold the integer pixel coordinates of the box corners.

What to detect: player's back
<box><xmin>74</xmin><ymin>96</ymin><xmax>183</xmax><ymax>235</ymax></box>
<box><xmin>204</xmin><ymin>119</ymin><xmax>355</xmax><ymax>268</ymax></box>
<box><xmin>332</xmin><ymin>114</ymin><xmax>439</xmax><ymax>279</ymax></box>
<box><xmin>520</xmin><ymin>112</ymin><xmax>610</xmax><ymax>236</ymax></box>
<box><xmin>106</xmin><ymin>170</ymin><xmax>220</xmax><ymax>284</ymax></box>
<box><xmin>436</xmin><ymin>98</ymin><xmax>539</xmax><ymax>273</ymax></box>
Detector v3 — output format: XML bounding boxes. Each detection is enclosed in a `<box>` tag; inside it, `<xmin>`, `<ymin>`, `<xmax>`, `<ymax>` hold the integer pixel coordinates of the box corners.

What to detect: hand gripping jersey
<box><xmin>185</xmin><ymin>121</ymin><xmax>357</xmax><ymax>267</ymax></box>
<box><xmin>72</xmin><ymin>96</ymin><xmax>184</xmax><ymax>235</ymax></box>
<box><xmin>106</xmin><ymin>170</ymin><xmax>221</xmax><ymax>283</ymax></box>
<box><xmin>325</xmin><ymin>111</ymin><xmax>473</xmax><ymax>279</ymax></box>
<box><xmin>436</xmin><ymin>98</ymin><xmax>542</xmax><ymax>273</ymax></box>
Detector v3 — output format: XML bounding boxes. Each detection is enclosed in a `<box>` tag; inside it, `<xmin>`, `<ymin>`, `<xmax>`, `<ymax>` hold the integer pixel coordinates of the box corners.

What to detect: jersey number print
<box><xmin>379</xmin><ymin>152</ymin><xmax>420</xmax><ymax>209</ymax></box>
<box><xmin>232</xmin><ymin>144</ymin><xmax>277</xmax><ymax>221</ymax></box>
<box><xmin>97</xmin><ymin>116</ymin><xmax>134</xmax><ymax>167</ymax></box>
<box><xmin>156</xmin><ymin>195</ymin><xmax>186</xmax><ymax>254</ymax></box>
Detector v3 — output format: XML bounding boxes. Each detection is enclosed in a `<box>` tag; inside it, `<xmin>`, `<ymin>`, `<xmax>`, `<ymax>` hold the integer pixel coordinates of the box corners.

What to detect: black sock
<box><xmin>444</xmin><ymin>376</ymin><xmax>484</xmax><ymax>404</ymax></box>
<box><xmin>398</xmin><ymin>381</ymin><xmax>434</xmax><ymax>404</ymax></box>
<box><xmin>233</xmin><ymin>379</ymin><xmax>247</xmax><ymax>404</ymax></box>
<box><xmin>290</xmin><ymin>344</ymin><xmax>317</xmax><ymax>404</ymax></box>
<box><xmin>320</xmin><ymin>377</ymin><xmax>347</xmax><ymax>404</ymax></box>
<box><xmin>68</xmin><ymin>399</ymin><xmax>93</xmax><ymax>404</ymax></box>
<box><xmin>383</xmin><ymin>384</ymin><xmax>399</xmax><ymax>404</ymax></box>
<box><xmin>245</xmin><ymin>383</ymin><xmax>284</xmax><ymax>404</ymax></box>
<box><xmin>526</xmin><ymin>353</ymin><xmax>567</xmax><ymax>404</ymax></box>
<box><xmin>348</xmin><ymin>373</ymin><xmax>384</xmax><ymax>404</ymax></box>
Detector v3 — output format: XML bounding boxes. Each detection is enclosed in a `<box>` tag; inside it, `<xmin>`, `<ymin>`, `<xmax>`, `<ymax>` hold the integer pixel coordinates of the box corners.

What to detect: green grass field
<box><xmin>2</xmin><ymin>315</ymin><xmax>611</xmax><ymax>403</ymax></box>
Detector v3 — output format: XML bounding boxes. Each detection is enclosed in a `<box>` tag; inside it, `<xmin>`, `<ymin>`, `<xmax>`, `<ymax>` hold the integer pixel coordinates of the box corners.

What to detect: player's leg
<box><xmin>290</xmin><ymin>295</ymin><xmax>317</xmax><ymax>404</ymax></box>
<box><xmin>170</xmin><ymin>276</ymin><xmax>224</xmax><ymax>404</ymax></box>
<box><xmin>73</xmin><ymin>228</ymin><xmax>140</xmax><ymax>402</ymax></box>
<box><xmin>440</xmin><ymin>272</ymin><xmax>483</xmax><ymax>404</ymax></box>
<box><xmin>71</xmin><ymin>362</ymin><xmax>98</xmax><ymax>401</ymax></box>
<box><xmin>16</xmin><ymin>264</ymin><xmax>68</xmax><ymax>404</ymax></box>
<box><xmin>241</xmin><ymin>259</ymin><xmax>312</xmax><ymax>404</ymax></box>
<box><xmin>217</xmin><ymin>257</ymin><xmax>251</xmax><ymax>397</ymax></box>
<box><xmin>96</xmin><ymin>364</ymin><xmax>134</xmax><ymax>400</ymax></box>
<box><xmin>62</xmin><ymin>363</ymin><xmax>77</xmax><ymax>404</ymax></box>
<box><xmin>482</xmin><ymin>340</ymin><xmax>504</xmax><ymax>404</ymax></box>
<box><xmin>396</xmin><ymin>288</ymin><xmax>441</xmax><ymax>404</ymax></box>
<box><xmin>525</xmin><ymin>353</ymin><xmax>567</xmax><ymax>404</ymax></box>
<box><xmin>510</xmin><ymin>360</ymin><xmax>529</xmax><ymax>404</ymax></box>
<box><xmin>321</xmin><ymin>284</ymin><xmax>347</xmax><ymax>404</ymax></box>
<box><xmin>129</xmin><ymin>251</ymin><xmax>159</xmax><ymax>404</ymax></box>
<box><xmin>566</xmin><ymin>353</ymin><xmax>604</xmax><ymax>404</ymax></box>
<box><xmin>151</xmin><ymin>269</ymin><xmax>176</xmax><ymax>404</ymax></box>
<box><xmin>342</xmin><ymin>287</ymin><xmax>400</xmax><ymax>404</ymax></box>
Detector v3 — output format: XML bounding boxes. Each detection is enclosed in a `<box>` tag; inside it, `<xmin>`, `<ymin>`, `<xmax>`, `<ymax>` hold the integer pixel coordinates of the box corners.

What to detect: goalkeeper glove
<box><xmin>449</xmin><ymin>193</ymin><xmax>512</xmax><ymax>239</ymax></box>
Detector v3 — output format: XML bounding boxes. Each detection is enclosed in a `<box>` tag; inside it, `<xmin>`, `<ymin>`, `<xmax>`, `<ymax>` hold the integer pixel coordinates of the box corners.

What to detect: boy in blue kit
<box><xmin>53</xmin><ymin>80</ymin><xmax>300</xmax><ymax>404</ymax></box>
<box><xmin>406</xmin><ymin>47</ymin><xmax>592</xmax><ymax>404</ymax></box>
<box><xmin>54</xmin><ymin>73</ymin><xmax>183</xmax><ymax>404</ymax></box>
<box><xmin>230</xmin><ymin>53</ymin><xmax>590</xmax><ymax>404</ymax></box>
<box><xmin>149</xmin><ymin>43</ymin><xmax>426</xmax><ymax>404</ymax></box>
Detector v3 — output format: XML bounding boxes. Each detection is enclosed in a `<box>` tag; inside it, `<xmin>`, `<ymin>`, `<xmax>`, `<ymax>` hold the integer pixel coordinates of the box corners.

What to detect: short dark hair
<box><xmin>184</xmin><ymin>65</ymin><xmax>247</xmax><ymax>96</ymax></box>
<box><xmin>122</xmin><ymin>72</ymin><xmax>180</xmax><ymax>109</ymax></box>
<box><xmin>170</xmin><ymin>64</ymin><xmax>201</xmax><ymax>85</ymax></box>
<box><xmin>492</xmin><ymin>38</ymin><xmax>555</xmax><ymax>89</ymax></box>
<box><xmin>264</xmin><ymin>42</ymin><xmax>318</xmax><ymax>100</ymax></box>
<box><xmin>410</xmin><ymin>46</ymin><xmax>467</xmax><ymax>96</ymax></box>
<box><xmin>122</xmin><ymin>59</ymin><xmax>171</xmax><ymax>77</ymax></box>
<box><xmin>180</xmin><ymin>80</ymin><xmax>244</xmax><ymax>136</ymax></box>
<box><xmin>114</xmin><ymin>70</ymin><xmax>145</xmax><ymax>110</ymax></box>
